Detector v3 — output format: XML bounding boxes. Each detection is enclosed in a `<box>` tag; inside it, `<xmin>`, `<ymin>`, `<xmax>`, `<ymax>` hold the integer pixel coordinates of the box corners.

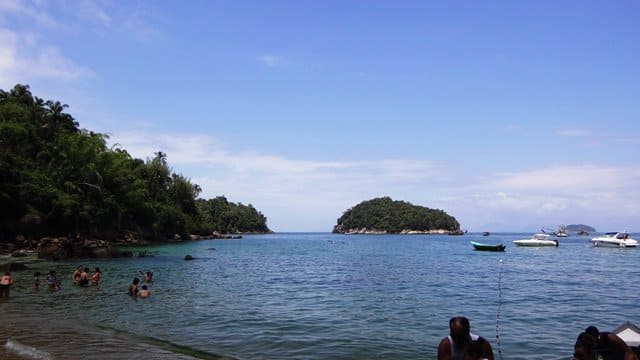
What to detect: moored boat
<box><xmin>613</xmin><ymin>321</ymin><xmax>640</xmax><ymax>348</ymax></box>
<box><xmin>470</xmin><ymin>241</ymin><xmax>505</xmax><ymax>252</ymax></box>
<box><xmin>513</xmin><ymin>233</ymin><xmax>559</xmax><ymax>247</ymax></box>
<box><xmin>590</xmin><ymin>232</ymin><xmax>638</xmax><ymax>248</ymax></box>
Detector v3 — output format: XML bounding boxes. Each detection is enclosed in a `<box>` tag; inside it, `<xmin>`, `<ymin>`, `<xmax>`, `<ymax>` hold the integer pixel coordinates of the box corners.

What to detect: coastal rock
<box><xmin>0</xmin><ymin>262</ymin><xmax>29</xmax><ymax>272</ymax></box>
<box><xmin>10</xmin><ymin>249</ymin><xmax>28</xmax><ymax>257</ymax></box>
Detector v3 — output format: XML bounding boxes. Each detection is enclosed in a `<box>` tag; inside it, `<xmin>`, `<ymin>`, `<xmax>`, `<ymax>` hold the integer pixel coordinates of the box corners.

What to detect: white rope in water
<box><xmin>495</xmin><ymin>259</ymin><xmax>504</xmax><ymax>360</ymax></box>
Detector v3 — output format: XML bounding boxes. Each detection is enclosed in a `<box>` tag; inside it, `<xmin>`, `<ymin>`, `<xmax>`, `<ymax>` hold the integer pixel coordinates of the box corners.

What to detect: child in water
<box><xmin>139</xmin><ymin>285</ymin><xmax>150</xmax><ymax>298</ymax></box>
<box><xmin>34</xmin><ymin>271</ymin><xmax>41</xmax><ymax>289</ymax></box>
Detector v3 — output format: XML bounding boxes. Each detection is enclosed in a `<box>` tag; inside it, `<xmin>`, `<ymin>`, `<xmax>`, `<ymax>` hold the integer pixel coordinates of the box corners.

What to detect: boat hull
<box><xmin>471</xmin><ymin>241</ymin><xmax>505</xmax><ymax>252</ymax></box>
<box><xmin>591</xmin><ymin>232</ymin><xmax>637</xmax><ymax>248</ymax></box>
<box><xmin>513</xmin><ymin>240</ymin><xmax>558</xmax><ymax>247</ymax></box>
<box><xmin>591</xmin><ymin>240</ymin><xmax>637</xmax><ymax>248</ymax></box>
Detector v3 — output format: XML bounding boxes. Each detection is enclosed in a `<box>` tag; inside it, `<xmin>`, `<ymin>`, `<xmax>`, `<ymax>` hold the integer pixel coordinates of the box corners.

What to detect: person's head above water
<box><xmin>449</xmin><ymin>316</ymin><xmax>471</xmax><ymax>344</ymax></box>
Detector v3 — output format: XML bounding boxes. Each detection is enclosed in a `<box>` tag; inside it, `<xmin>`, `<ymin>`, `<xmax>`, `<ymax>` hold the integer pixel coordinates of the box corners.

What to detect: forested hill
<box><xmin>333</xmin><ymin>197</ymin><xmax>460</xmax><ymax>234</ymax></box>
<box><xmin>0</xmin><ymin>84</ymin><xmax>270</xmax><ymax>243</ymax></box>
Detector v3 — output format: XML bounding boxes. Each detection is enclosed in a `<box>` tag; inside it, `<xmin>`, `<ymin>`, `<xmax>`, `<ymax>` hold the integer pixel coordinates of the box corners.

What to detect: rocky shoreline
<box><xmin>0</xmin><ymin>231</ymin><xmax>251</xmax><ymax>263</ymax></box>
<box><xmin>334</xmin><ymin>227</ymin><xmax>457</xmax><ymax>235</ymax></box>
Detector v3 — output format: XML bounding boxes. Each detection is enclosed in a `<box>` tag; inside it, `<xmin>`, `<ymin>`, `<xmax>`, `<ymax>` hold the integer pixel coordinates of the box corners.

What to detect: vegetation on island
<box><xmin>332</xmin><ymin>197</ymin><xmax>460</xmax><ymax>233</ymax></box>
<box><xmin>566</xmin><ymin>224</ymin><xmax>596</xmax><ymax>233</ymax></box>
<box><xmin>0</xmin><ymin>84</ymin><xmax>270</xmax><ymax>244</ymax></box>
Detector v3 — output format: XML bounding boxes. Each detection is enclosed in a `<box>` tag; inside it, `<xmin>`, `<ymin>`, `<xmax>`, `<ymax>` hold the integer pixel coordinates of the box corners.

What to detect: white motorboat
<box><xmin>590</xmin><ymin>232</ymin><xmax>637</xmax><ymax>248</ymax></box>
<box><xmin>513</xmin><ymin>233</ymin><xmax>559</xmax><ymax>247</ymax></box>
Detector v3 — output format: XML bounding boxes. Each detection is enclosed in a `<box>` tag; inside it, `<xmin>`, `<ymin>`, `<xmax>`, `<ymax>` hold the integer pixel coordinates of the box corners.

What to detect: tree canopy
<box><xmin>0</xmin><ymin>84</ymin><xmax>270</xmax><ymax>242</ymax></box>
<box><xmin>333</xmin><ymin>197</ymin><xmax>460</xmax><ymax>233</ymax></box>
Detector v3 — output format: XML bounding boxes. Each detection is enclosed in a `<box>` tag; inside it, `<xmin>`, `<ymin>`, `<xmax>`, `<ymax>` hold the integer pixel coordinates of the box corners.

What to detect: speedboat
<box><xmin>513</xmin><ymin>233</ymin><xmax>559</xmax><ymax>247</ymax></box>
<box><xmin>590</xmin><ymin>232</ymin><xmax>637</xmax><ymax>248</ymax></box>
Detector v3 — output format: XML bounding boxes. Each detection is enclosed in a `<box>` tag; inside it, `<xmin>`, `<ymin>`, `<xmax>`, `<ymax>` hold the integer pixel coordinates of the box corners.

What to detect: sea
<box><xmin>1</xmin><ymin>232</ymin><xmax>639</xmax><ymax>360</ymax></box>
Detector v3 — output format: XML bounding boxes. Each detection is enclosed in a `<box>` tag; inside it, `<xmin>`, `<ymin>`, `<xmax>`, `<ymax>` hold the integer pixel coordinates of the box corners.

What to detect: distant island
<box><xmin>566</xmin><ymin>224</ymin><xmax>596</xmax><ymax>233</ymax></box>
<box><xmin>332</xmin><ymin>197</ymin><xmax>460</xmax><ymax>234</ymax></box>
<box><xmin>0</xmin><ymin>84</ymin><xmax>270</xmax><ymax>259</ymax></box>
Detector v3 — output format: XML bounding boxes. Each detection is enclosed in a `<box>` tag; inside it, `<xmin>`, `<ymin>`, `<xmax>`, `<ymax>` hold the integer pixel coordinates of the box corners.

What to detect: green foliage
<box><xmin>333</xmin><ymin>197</ymin><xmax>460</xmax><ymax>233</ymax></box>
<box><xmin>0</xmin><ymin>84</ymin><xmax>270</xmax><ymax>242</ymax></box>
<box><xmin>194</xmin><ymin>197</ymin><xmax>269</xmax><ymax>234</ymax></box>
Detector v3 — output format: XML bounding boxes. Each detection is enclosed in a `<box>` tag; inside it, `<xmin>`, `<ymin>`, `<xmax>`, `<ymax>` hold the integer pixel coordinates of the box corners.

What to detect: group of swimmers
<box><xmin>127</xmin><ymin>270</ymin><xmax>153</xmax><ymax>298</ymax></box>
<box><xmin>71</xmin><ymin>266</ymin><xmax>101</xmax><ymax>287</ymax></box>
<box><xmin>1</xmin><ymin>268</ymin><xmax>154</xmax><ymax>300</ymax></box>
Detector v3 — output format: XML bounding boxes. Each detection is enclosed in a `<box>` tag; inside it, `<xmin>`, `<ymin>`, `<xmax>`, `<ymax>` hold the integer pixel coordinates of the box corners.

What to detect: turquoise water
<box><xmin>1</xmin><ymin>232</ymin><xmax>639</xmax><ymax>359</ymax></box>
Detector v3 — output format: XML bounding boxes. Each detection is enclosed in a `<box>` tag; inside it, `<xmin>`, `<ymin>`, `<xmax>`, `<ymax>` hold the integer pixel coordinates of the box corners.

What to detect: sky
<box><xmin>1</xmin><ymin>0</ymin><xmax>639</xmax><ymax>232</ymax></box>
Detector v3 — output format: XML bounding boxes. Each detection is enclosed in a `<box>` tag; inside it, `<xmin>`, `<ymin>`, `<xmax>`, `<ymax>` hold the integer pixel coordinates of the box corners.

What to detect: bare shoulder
<box><xmin>437</xmin><ymin>337</ymin><xmax>451</xmax><ymax>360</ymax></box>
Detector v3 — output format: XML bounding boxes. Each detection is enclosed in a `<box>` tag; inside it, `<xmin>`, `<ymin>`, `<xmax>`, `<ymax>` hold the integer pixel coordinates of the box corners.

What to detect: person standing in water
<box><xmin>34</xmin><ymin>271</ymin><xmax>41</xmax><ymax>290</ymax></box>
<box><xmin>0</xmin><ymin>272</ymin><xmax>13</xmax><ymax>297</ymax></box>
<box><xmin>128</xmin><ymin>277</ymin><xmax>140</xmax><ymax>297</ymax></box>
<box><xmin>437</xmin><ymin>316</ymin><xmax>494</xmax><ymax>360</ymax></box>
<box><xmin>91</xmin><ymin>268</ymin><xmax>101</xmax><ymax>286</ymax></box>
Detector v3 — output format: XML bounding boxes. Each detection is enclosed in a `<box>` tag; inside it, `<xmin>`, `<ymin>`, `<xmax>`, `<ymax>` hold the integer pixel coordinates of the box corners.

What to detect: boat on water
<box><xmin>448</xmin><ymin>229</ymin><xmax>467</xmax><ymax>236</ymax></box>
<box><xmin>590</xmin><ymin>232</ymin><xmax>638</xmax><ymax>248</ymax></box>
<box><xmin>482</xmin><ymin>231</ymin><xmax>490</xmax><ymax>236</ymax></box>
<box><xmin>614</xmin><ymin>321</ymin><xmax>640</xmax><ymax>348</ymax></box>
<box><xmin>513</xmin><ymin>233</ymin><xmax>559</xmax><ymax>247</ymax></box>
<box><xmin>470</xmin><ymin>241</ymin><xmax>505</xmax><ymax>252</ymax></box>
<box><xmin>556</xmin><ymin>227</ymin><xmax>569</xmax><ymax>238</ymax></box>
<box><xmin>576</xmin><ymin>227</ymin><xmax>590</xmax><ymax>236</ymax></box>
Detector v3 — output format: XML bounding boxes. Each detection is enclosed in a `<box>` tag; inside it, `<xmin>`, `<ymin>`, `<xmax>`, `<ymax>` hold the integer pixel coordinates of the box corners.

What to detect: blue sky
<box><xmin>1</xmin><ymin>0</ymin><xmax>639</xmax><ymax>232</ymax></box>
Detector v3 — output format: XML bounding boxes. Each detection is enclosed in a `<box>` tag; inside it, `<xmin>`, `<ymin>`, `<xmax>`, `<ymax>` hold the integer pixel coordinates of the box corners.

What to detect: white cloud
<box><xmin>0</xmin><ymin>0</ymin><xmax>57</xmax><ymax>27</ymax></box>
<box><xmin>0</xmin><ymin>28</ymin><xmax>93</xmax><ymax>88</ymax></box>
<box><xmin>106</xmin><ymin>129</ymin><xmax>640</xmax><ymax>232</ymax></box>
<box><xmin>256</xmin><ymin>55</ymin><xmax>282</xmax><ymax>67</ymax></box>
<box><xmin>555</xmin><ymin>128</ymin><xmax>592</xmax><ymax>137</ymax></box>
<box><xmin>107</xmin><ymin>129</ymin><xmax>447</xmax><ymax>231</ymax></box>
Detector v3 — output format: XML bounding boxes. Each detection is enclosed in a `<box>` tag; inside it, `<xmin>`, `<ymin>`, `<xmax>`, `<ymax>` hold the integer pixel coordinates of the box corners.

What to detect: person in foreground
<box><xmin>582</xmin><ymin>326</ymin><xmax>637</xmax><ymax>360</ymax></box>
<box><xmin>437</xmin><ymin>316</ymin><xmax>494</xmax><ymax>360</ymax></box>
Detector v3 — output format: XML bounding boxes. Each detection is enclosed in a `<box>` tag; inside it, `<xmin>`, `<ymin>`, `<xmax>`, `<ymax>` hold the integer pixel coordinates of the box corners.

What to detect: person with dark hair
<box><xmin>79</xmin><ymin>267</ymin><xmax>90</xmax><ymax>287</ymax></box>
<box><xmin>128</xmin><ymin>277</ymin><xmax>140</xmax><ymax>297</ymax></box>
<box><xmin>47</xmin><ymin>270</ymin><xmax>58</xmax><ymax>290</ymax></box>
<box><xmin>0</xmin><ymin>272</ymin><xmax>13</xmax><ymax>297</ymax></box>
<box><xmin>139</xmin><ymin>285</ymin><xmax>150</xmax><ymax>298</ymax></box>
<box><xmin>437</xmin><ymin>316</ymin><xmax>494</xmax><ymax>360</ymax></box>
<box><xmin>33</xmin><ymin>271</ymin><xmax>41</xmax><ymax>289</ymax></box>
<box><xmin>573</xmin><ymin>332</ymin><xmax>599</xmax><ymax>360</ymax></box>
<box><xmin>584</xmin><ymin>326</ymin><xmax>637</xmax><ymax>360</ymax></box>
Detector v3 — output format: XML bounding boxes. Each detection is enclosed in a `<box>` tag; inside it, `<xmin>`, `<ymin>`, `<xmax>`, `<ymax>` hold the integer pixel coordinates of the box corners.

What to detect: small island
<box><xmin>332</xmin><ymin>197</ymin><xmax>461</xmax><ymax>234</ymax></box>
<box><xmin>566</xmin><ymin>224</ymin><xmax>596</xmax><ymax>234</ymax></box>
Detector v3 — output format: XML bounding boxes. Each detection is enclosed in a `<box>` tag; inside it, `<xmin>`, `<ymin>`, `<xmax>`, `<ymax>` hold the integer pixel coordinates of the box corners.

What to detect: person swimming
<box><xmin>139</xmin><ymin>285</ymin><xmax>150</xmax><ymax>298</ymax></box>
<box><xmin>128</xmin><ymin>277</ymin><xmax>140</xmax><ymax>297</ymax></box>
<box><xmin>91</xmin><ymin>267</ymin><xmax>101</xmax><ymax>286</ymax></box>
<box><xmin>78</xmin><ymin>267</ymin><xmax>90</xmax><ymax>287</ymax></box>
<box><xmin>34</xmin><ymin>271</ymin><xmax>41</xmax><ymax>289</ymax></box>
